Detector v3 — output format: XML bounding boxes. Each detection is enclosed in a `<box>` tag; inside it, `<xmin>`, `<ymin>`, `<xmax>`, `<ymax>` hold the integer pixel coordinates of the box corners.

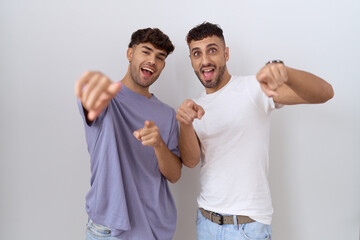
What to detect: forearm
<box><xmin>179</xmin><ymin>124</ymin><xmax>201</xmax><ymax>168</ymax></box>
<box><xmin>285</xmin><ymin>67</ymin><xmax>334</xmax><ymax>103</ymax></box>
<box><xmin>154</xmin><ymin>140</ymin><xmax>182</xmax><ymax>183</ymax></box>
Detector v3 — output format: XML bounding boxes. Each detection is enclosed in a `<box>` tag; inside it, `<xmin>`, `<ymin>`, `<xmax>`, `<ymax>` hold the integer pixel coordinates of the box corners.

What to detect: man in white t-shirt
<box><xmin>176</xmin><ymin>22</ymin><xmax>334</xmax><ymax>240</ymax></box>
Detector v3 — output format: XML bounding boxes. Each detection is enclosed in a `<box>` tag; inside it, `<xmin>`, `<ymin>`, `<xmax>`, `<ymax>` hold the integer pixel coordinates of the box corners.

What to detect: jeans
<box><xmin>85</xmin><ymin>219</ymin><xmax>121</xmax><ymax>240</ymax></box>
<box><xmin>196</xmin><ymin>208</ymin><xmax>272</xmax><ymax>240</ymax></box>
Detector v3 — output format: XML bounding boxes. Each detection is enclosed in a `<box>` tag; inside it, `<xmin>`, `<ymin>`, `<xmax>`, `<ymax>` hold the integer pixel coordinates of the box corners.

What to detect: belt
<box><xmin>200</xmin><ymin>208</ymin><xmax>255</xmax><ymax>225</ymax></box>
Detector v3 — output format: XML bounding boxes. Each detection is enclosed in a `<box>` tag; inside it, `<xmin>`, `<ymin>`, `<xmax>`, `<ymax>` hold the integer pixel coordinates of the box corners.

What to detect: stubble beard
<box><xmin>130</xmin><ymin>64</ymin><xmax>157</xmax><ymax>88</ymax></box>
<box><xmin>195</xmin><ymin>64</ymin><xmax>226</xmax><ymax>89</ymax></box>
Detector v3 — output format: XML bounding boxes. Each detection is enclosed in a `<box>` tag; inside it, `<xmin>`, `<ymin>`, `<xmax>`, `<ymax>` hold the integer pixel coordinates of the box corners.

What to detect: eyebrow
<box><xmin>191</xmin><ymin>43</ymin><xmax>219</xmax><ymax>53</ymax></box>
<box><xmin>142</xmin><ymin>46</ymin><xmax>153</xmax><ymax>52</ymax></box>
<box><xmin>142</xmin><ymin>46</ymin><xmax>167</xmax><ymax>57</ymax></box>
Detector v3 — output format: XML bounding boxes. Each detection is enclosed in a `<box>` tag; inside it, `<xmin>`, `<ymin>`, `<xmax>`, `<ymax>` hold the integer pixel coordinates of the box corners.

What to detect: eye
<box><xmin>193</xmin><ymin>51</ymin><xmax>200</xmax><ymax>57</ymax></box>
<box><xmin>209</xmin><ymin>48</ymin><xmax>217</xmax><ymax>54</ymax></box>
<box><xmin>142</xmin><ymin>51</ymin><xmax>150</xmax><ymax>55</ymax></box>
<box><xmin>156</xmin><ymin>56</ymin><xmax>165</xmax><ymax>61</ymax></box>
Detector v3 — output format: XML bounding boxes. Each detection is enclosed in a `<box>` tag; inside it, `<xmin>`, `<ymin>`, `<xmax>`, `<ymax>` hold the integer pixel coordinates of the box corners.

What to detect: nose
<box><xmin>201</xmin><ymin>53</ymin><xmax>210</xmax><ymax>66</ymax></box>
<box><xmin>147</xmin><ymin>53</ymin><xmax>156</xmax><ymax>66</ymax></box>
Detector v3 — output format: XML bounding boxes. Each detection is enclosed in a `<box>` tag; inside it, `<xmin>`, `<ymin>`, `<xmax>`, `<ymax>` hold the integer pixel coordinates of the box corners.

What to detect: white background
<box><xmin>1</xmin><ymin>0</ymin><xmax>359</xmax><ymax>239</ymax></box>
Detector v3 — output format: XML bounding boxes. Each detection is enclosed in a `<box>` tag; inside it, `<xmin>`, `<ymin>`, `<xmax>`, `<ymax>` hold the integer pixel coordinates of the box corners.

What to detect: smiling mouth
<box><xmin>141</xmin><ymin>67</ymin><xmax>154</xmax><ymax>78</ymax></box>
<box><xmin>202</xmin><ymin>68</ymin><xmax>215</xmax><ymax>81</ymax></box>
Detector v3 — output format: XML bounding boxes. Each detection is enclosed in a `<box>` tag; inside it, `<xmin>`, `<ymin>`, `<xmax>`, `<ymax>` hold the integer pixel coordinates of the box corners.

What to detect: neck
<box><xmin>121</xmin><ymin>70</ymin><xmax>152</xmax><ymax>98</ymax></box>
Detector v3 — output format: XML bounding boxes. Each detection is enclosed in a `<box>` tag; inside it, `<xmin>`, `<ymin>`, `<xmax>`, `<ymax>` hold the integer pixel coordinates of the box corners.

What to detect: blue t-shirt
<box><xmin>78</xmin><ymin>84</ymin><xmax>179</xmax><ymax>239</ymax></box>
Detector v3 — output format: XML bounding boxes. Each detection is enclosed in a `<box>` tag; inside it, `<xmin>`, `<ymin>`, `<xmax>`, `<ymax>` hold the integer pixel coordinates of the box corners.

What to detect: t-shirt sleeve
<box><xmin>244</xmin><ymin>75</ymin><xmax>277</xmax><ymax>115</ymax></box>
<box><xmin>167</xmin><ymin>109</ymin><xmax>180</xmax><ymax>158</ymax></box>
<box><xmin>77</xmin><ymin>98</ymin><xmax>108</xmax><ymax>127</ymax></box>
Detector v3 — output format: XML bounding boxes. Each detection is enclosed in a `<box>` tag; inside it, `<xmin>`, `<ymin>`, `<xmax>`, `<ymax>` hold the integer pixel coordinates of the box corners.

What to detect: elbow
<box><xmin>184</xmin><ymin>162</ymin><xmax>198</xmax><ymax>169</ymax></box>
<box><xmin>327</xmin><ymin>84</ymin><xmax>334</xmax><ymax>101</ymax></box>
<box><xmin>309</xmin><ymin>83</ymin><xmax>334</xmax><ymax>104</ymax></box>
<box><xmin>169</xmin><ymin>177</ymin><xmax>180</xmax><ymax>184</ymax></box>
<box><xmin>321</xmin><ymin>84</ymin><xmax>334</xmax><ymax>103</ymax></box>
<box><xmin>168</xmin><ymin>169</ymin><xmax>182</xmax><ymax>184</ymax></box>
<box><xmin>182</xmin><ymin>157</ymin><xmax>200</xmax><ymax>168</ymax></box>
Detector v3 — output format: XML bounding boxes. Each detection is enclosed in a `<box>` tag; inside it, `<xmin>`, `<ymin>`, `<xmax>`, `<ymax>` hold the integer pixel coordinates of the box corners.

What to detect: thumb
<box><xmin>133</xmin><ymin>130</ymin><xmax>141</xmax><ymax>140</ymax></box>
<box><xmin>260</xmin><ymin>83</ymin><xmax>278</xmax><ymax>98</ymax></box>
<box><xmin>194</xmin><ymin>103</ymin><xmax>205</xmax><ymax>119</ymax></box>
<box><xmin>108</xmin><ymin>82</ymin><xmax>122</xmax><ymax>96</ymax></box>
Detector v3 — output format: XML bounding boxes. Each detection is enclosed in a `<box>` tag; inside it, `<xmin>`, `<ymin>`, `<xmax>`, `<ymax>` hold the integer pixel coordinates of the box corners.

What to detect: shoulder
<box><xmin>224</xmin><ymin>75</ymin><xmax>255</xmax><ymax>92</ymax></box>
<box><xmin>151</xmin><ymin>96</ymin><xmax>177</xmax><ymax>116</ymax></box>
<box><xmin>225</xmin><ymin>75</ymin><xmax>258</xmax><ymax>95</ymax></box>
<box><xmin>233</xmin><ymin>75</ymin><xmax>256</xmax><ymax>87</ymax></box>
<box><xmin>240</xmin><ymin>75</ymin><xmax>261</xmax><ymax>94</ymax></box>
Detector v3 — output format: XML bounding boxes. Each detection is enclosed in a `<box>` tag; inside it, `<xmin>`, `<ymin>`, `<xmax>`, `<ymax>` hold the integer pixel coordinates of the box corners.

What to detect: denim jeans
<box><xmin>85</xmin><ymin>219</ymin><xmax>121</xmax><ymax>240</ymax></box>
<box><xmin>196</xmin><ymin>208</ymin><xmax>272</xmax><ymax>240</ymax></box>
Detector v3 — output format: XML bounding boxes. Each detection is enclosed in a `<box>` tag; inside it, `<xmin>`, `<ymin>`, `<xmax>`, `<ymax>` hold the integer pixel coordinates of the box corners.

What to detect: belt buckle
<box><xmin>211</xmin><ymin>212</ymin><xmax>224</xmax><ymax>225</ymax></box>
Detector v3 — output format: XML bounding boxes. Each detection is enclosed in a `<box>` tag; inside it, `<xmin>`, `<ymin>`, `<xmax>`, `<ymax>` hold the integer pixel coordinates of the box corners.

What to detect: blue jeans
<box><xmin>85</xmin><ymin>219</ymin><xmax>121</xmax><ymax>240</ymax></box>
<box><xmin>196</xmin><ymin>208</ymin><xmax>272</xmax><ymax>240</ymax></box>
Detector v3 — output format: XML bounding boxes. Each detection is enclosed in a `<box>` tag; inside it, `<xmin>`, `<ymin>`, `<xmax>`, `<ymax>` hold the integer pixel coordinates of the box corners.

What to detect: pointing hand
<box><xmin>256</xmin><ymin>63</ymin><xmax>288</xmax><ymax>98</ymax></box>
<box><xmin>75</xmin><ymin>71</ymin><xmax>122</xmax><ymax>121</ymax></box>
<box><xmin>176</xmin><ymin>99</ymin><xmax>205</xmax><ymax>125</ymax></box>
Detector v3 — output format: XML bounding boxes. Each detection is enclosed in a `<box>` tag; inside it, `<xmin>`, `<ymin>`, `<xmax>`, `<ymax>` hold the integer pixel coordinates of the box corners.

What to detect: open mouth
<box><xmin>141</xmin><ymin>67</ymin><xmax>154</xmax><ymax>78</ymax></box>
<box><xmin>202</xmin><ymin>68</ymin><xmax>215</xmax><ymax>81</ymax></box>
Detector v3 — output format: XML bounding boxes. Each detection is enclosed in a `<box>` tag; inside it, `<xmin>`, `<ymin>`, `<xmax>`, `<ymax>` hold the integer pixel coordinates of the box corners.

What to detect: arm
<box><xmin>256</xmin><ymin>63</ymin><xmax>334</xmax><ymax>105</ymax></box>
<box><xmin>176</xmin><ymin>99</ymin><xmax>205</xmax><ymax>168</ymax></box>
<box><xmin>179</xmin><ymin>123</ymin><xmax>201</xmax><ymax>168</ymax></box>
<box><xmin>134</xmin><ymin>121</ymin><xmax>182</xmax><ymax>183</ymax></box>
<box><xmin>75</xmin><ymin>71</ymin><xmax>122</xmax><ymax>122</ymax></box>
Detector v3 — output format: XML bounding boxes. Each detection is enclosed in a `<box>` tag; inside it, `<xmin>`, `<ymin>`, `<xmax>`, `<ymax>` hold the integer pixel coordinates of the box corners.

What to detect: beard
<box><xmin>129</xmin><ymin>64</ymin><xmax>158</xmax><ymax>88</ymax></box>
<box><xmin>195</xmin><ymin>64</ymin><xmax>226</xmax><ymax>89</ymax></box>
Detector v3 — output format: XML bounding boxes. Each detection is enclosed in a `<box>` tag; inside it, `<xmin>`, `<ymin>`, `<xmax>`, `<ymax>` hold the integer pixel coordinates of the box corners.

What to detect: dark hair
<box><xmin>186</xmin><ymin>22</ymin><xmax>225</xmax><ymax>45</ymax></box>
<box><xmin>128</xmin><ymin>28</ymin><xmax>174</xmax><ymax>56</ymax></box>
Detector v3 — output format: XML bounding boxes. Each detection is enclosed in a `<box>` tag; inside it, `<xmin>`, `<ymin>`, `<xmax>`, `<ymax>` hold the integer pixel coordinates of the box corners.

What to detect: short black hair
<box><xmin>128</xmin><ymin>28</ymin><xmax>175</xmax><ymax>56</ymax></box>
<box><xmin>186</xmin><ymin>22</ymin><xmax>225</xmax><ymax>45</ymax></box>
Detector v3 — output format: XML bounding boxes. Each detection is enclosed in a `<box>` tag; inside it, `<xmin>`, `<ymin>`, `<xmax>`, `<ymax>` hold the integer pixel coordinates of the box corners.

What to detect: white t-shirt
<box><xmin>193</xmin><ymin>75</ymin><xmax>277</xmax><ymax>225</ymax></box>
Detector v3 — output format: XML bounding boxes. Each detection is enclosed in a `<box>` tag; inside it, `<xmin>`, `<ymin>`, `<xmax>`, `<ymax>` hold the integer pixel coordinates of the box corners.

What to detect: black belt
<box><xmin>200</xmin><ymin>208</ymin><xmax>255</xmax><ymax>225</ymax></box>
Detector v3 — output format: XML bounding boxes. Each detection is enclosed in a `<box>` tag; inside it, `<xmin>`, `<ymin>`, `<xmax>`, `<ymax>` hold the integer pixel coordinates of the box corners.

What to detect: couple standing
<box><xmin>75</xmin><ymin>22</ymin><xmax>333</xmax><ymax>240</ymax></box>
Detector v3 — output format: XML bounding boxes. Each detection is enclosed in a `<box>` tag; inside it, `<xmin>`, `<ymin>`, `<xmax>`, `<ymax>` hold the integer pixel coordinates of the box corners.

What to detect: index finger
<box><xmin>194</xmin><ymin>103</ymin><xmax>205</xmax><ymax>119</ymax></box>
<box><xmin>144</xmin><ymin>120</ymin><xmax>155</xmax><ymax>128</ymax></box>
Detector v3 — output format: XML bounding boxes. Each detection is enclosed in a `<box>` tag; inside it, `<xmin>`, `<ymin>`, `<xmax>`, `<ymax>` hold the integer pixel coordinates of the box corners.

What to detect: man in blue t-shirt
<box><xmin>75</xmin><ymin>28</ymin><xmax>182</xmax><ymax>240</ymax></box>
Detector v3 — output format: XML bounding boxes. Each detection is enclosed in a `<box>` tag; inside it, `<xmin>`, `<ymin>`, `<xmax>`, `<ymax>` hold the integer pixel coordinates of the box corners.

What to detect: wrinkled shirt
<box><xmin>78</xmin><ymin>84</ymin><xmax>179</xmax><ymax>239</ymax></box>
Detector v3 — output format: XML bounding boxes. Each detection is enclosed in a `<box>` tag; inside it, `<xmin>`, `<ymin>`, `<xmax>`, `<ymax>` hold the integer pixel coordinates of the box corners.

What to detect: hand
<box><xmin>75</xmin><ymin>71</ymin><xmax>122</xmax><ymax>121</ymax></box>
<box><xmin>133</xmin><ymin>121</ymin><xmax>163</xmax><ymax>148</ymax></box>
<box><xmin>176</xmin><ymin>99</ymin><xmax>205</xmax><ymax>125</ymax></box>
<box><xmin>256</xmin><ymin>63</ymin><xmax>288</xmax><ymax>97</ymax></box>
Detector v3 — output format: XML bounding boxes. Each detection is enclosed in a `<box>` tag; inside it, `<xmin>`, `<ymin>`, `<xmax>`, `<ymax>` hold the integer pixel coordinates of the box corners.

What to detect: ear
<box><xmin>225</xmin><ymin>47</ymin><xmax>229</xmax><ymax>62</ymax></box>
<box><xmin>127</xmin><ymin>48</ymin><xmax>133</xmax><ymax>62</ymax></box>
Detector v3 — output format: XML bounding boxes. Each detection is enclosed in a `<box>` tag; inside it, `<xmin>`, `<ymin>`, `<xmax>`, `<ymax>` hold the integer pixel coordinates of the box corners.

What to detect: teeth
<box><xmin>203</xmin><ymin>69</ymin><xmax>213</xmax><ymax>72</ymax></box>
<box><xmin>142</xmin><ymin>67</ymin><xmax>154</xmax><ymax>73</ymax></box>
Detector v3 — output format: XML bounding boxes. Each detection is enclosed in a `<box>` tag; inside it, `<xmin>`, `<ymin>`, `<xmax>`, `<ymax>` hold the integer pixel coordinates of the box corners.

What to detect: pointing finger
<box><xmin>107</xmin><ymin>82</ymin><xmax>122</xmax><ymax>96</ymax></box>
<box><xmin>194</xmin><ymin>103</ymin><xmax>205</xmax><ymax>119</ymax></box>
<box><xmin>144</xmin><ymin>120</ymin><xmax>153</xmax><ymax>128</ymax></box>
